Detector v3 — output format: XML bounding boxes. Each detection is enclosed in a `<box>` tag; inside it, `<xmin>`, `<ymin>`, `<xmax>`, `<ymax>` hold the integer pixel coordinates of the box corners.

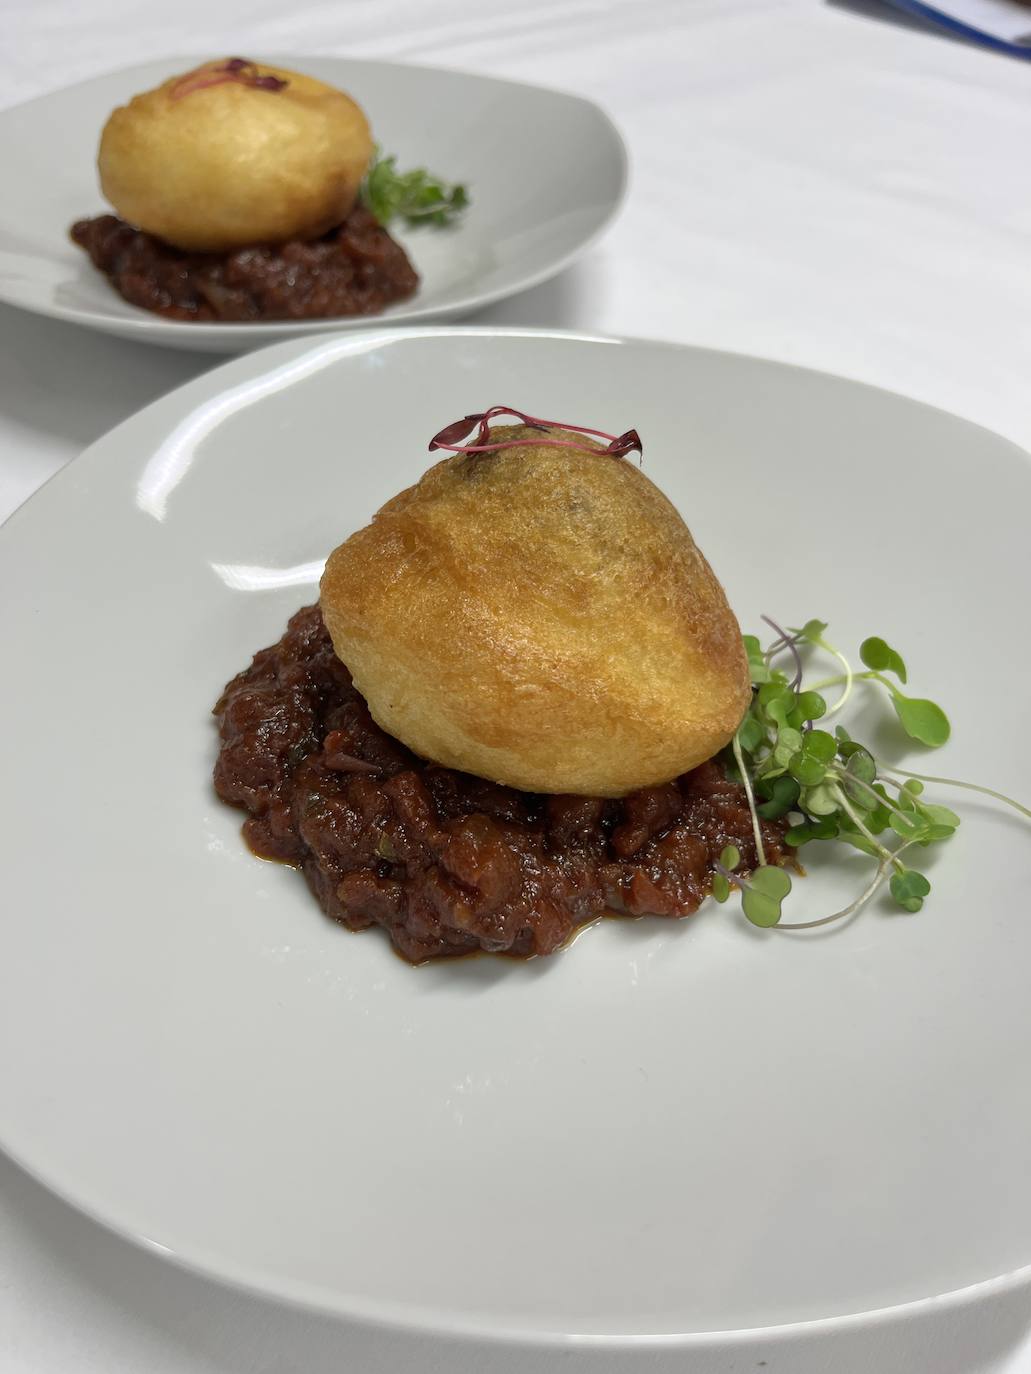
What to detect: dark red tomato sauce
<box><xmin>71</xmin><ymin>206</ymin><xmax>418</xmax><ymax>322</ymax></box>
<box><xmin>212</xmin><ymin>605</ymin><xmax>787</xmax><ymax>963</ymax></box>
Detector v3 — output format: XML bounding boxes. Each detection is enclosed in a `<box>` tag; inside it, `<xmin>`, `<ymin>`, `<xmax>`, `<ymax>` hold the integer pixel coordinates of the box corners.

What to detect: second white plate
<box><xmin>0</xmin><ymin>58</ymin><xmax>626</xmax><ymax>352</ymax></box>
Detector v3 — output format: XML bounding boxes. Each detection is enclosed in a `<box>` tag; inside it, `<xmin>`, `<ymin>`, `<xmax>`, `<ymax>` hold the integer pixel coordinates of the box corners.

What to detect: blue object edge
<box><xmin>881</xmin><ymin>0</ymin><xmax>1031</xmax><ymax>58</ymax></box>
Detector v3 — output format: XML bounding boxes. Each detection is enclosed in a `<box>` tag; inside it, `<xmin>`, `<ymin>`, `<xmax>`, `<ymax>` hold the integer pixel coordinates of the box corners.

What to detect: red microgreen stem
<box><xmin>429</xmin><ymin>406</ymin><xmax>642</xmax><ymax>461</ymax></box>
<box><xmin>761</xmin><ymin>614</ymin><xmax>803</xmax><ymax>693</ymax></box>
<box><xmin>171</xmin><ymin>58</ymin><xmax>288</xmax><ymax>100</ymax></box>
<box><xmin>715</xmin><ymin>860</ymin><xmax>752</xmax><ymax>891</ymax></box>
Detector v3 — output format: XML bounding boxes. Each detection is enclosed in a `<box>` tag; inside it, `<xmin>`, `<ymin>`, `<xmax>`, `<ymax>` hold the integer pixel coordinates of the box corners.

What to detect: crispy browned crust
<box><xmin>320</xmin><ymin>427</ymin><xmax>751</xmax><ymax>796</ymax></box>
<box><xmin>99</xmin><ymin>61</ymin><xmax>373</xmax><ymax>252</ymax></box>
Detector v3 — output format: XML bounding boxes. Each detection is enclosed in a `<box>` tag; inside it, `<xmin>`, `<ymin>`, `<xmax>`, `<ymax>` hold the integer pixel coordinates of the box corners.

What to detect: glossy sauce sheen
<box><xmin>70</xmin><ymin>206</ymin><xmax>418</xmax><ymax>322</ymax></box>
<box><xmin>213</xmin><ymin>606</ymin><xmax>787</xmax><ymax>962</ymax></box>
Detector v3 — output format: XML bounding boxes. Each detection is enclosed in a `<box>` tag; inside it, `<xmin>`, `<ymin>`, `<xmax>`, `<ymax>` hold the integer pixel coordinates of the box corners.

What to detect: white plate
<box><xmin>0</xmin><ymin>59</ymin><xmax>625</xmax><ymax>353</ymax></box>
<box><xmin>1</xmin><ymin>329</ymin><xmax>1030</xmax><ymax>1358</ymax></box>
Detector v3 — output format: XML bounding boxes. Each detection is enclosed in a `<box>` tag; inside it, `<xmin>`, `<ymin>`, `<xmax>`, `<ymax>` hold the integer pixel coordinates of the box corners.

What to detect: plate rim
<box><xmin>2</xmin><ymin>324</ymin><xmax>1030</xmax><ymax>1347</ymax></box>
<box><xmin>3</xmin><ymin>323</ymin><xmax>1028</xmax><ymax>543</ymax></box>
<box><xmin>0</xmin><ymin>54</ymin><xmax>629</xmax><ymax>342</ymax></box>
<box><xmin>4</xmin><ymin>1135</ymin><xmax>1031</xmax><ymax>1351</ymax></box>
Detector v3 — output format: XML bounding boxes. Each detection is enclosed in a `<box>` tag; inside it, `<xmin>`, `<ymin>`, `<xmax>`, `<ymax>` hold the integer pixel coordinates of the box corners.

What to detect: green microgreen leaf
<box><xmin>864</xmin><ymin>805</ymin><xmax>892</xmax><ymax>834</ymax></box>
<box><xmin>789</xmin><ymin>752</ymin><xmax>827</xmax><ymax>787</ymax></box>
<box><xmin>712</xmin><ymin>873</ymin><xmax>731</xmax><ymax>903</ymax></box>
<box><xmin>736</xmin><ymin>715</ymin><xmax>765</xmax><ymax>753</ymax></box>
<box><xmin>860</xmin><ymin>637</ymin><xmax>908</xmax><ymax>683</ymax></box>
<box><xmin>795</xmin><ymin>691</ymin><xmax>827</xmax><ymax>722</ymax></box>
<box><xmin>804</xmin><ymin>730</ymin><xmax>838</xmax><ymax>763</ymax></box>
<box><xmin>758</xmin><ymin>682</ymin><xmax>793</xmax><ymax>722</ymax></box>
<box><xmin>841</xmin><ymin>779</ymin><xmax>878</xmax><ymax>813</ymax></box>
<box><xmin>785</xmin><ymin>814</ymin><xmax>840</xmax><ymax>846</ymax></box>
<box><xmin>744</xmin><ymin>635</ymin><xmax>772</xmax><ymax>684</ymax></box>
<box><xmin>741</xmin><ymin>866</ymin><xmax>792</xmax><ymax>927</ymax></box>
<box><xmin>361</xmin><ymin>148</ymin><xmax>469</xmax><ymax>228</ymax></box>
<box><xmin>800</xmin><ymin>781</ymin><xmax>840</xmax><ymax>816</ymax></box>
<box><xmin>773</xmin><ymin>726</ymin><xmax>803</xmax><ymax>763</ymax></box>
<box><xmin>889</xmin><ymin>870</ymin><xmax>931</xmax><ymax>912</ymax></box>
<box><xmin>844</xmin><ymin>747</ymin><xmax>876</xmax><ymax>783</ymax></box>
<box><xmin>921</xmin><ymin>826</ymin><xmax>958</xmax><ymax>844</ymax></box>
<box><xmin>797</xmin><ymin>619</ymin><xmax>828</xmax><ymax>645</ymax></box>
<box><xmin>917</xmin><ymin>803</ymin><xmax>960</xmax><ymax>830</ymax></box>
<box><xmin>719</xmin><ymin>845</ymin><xmax>741</xmax><ymax>871</ymax></box>
<box><xmin>889</xmin><ymin>809</ymin><xmax>926</xmax><ymax>840</ymax></box>
<box><xmin>834</xmin><ymin>826</ymin><xmax>885</xmax><ymax>860</ymax></box>
<box><xmin>757</xmin><ymin>776</ymin><xmax>800</xmax><ymax>819</ymax></box>
<box><xmin>892</xmin><ymin>695</ymin><xmax>951</xmax><ymax>748</ymax></box>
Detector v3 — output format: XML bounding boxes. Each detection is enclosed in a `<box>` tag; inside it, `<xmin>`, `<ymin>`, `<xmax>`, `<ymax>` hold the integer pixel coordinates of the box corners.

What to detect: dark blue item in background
<box><xmin>882</xmin><ymin>0</ymin><xmax>1031</xmax><ymax>56</ymax></box>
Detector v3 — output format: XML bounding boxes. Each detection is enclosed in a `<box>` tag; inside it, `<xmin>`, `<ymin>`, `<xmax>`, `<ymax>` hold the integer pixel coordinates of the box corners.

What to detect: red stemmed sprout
<box><xmin>170</xmin><ymin>58</ymin><xmax>289</xmax><ymax>101</ymax></box>
<box><xmin>428</xmin><ymin>406</ymin><xmax>642</xmax><ymax>461</ymax></box>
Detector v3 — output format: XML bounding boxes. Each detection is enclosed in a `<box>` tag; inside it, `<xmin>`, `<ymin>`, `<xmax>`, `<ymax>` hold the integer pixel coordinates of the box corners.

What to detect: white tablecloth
<box><xmin>2</xmin><ymin>1</ymin><xmax>1029</xmax><ymax>1369</ymax></box>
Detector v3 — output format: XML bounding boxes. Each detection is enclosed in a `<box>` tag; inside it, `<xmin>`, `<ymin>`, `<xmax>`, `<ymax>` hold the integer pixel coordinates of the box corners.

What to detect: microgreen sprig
<box><xmin>427</xmin><ymin>406</ymin><xmax>643</xmax><ymax>461</ymax></box>
<box><xmin>716</xmin><ymin>621</ymin><xmax>1029</xmax><ymax>931</ymax></box>
<box><xmin>169</xmin><ymin>58</ymin><xmax>289</xmax><ymax>101</ymax></box>
<box><xmin>361</xmin><ymin>147</ymin><xmax>469</xmax><ymax>228</ymax></box>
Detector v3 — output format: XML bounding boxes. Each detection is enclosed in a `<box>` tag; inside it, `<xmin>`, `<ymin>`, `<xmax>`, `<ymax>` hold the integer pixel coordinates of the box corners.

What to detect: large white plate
<box><xmin>0</xmin><ymin>59</ymin><xmax>625</xmax><ymax>353</ymax></box>
<box><xmin>1</xmin><ymin>329</ymin><xmax>1030</xmax><ymax>1356</ymax></box>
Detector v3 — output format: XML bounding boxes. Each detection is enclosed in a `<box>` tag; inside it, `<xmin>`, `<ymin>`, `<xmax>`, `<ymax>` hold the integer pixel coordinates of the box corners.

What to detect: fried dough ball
<box><xmin>98</xmin><ymin>59</ymin><xmax>373</xmax><ymax>251</ymax></box>
<box><xmin>320</xmin><ymin>425</ymin><xmax>751</xmax><ymax>797</ymax></box>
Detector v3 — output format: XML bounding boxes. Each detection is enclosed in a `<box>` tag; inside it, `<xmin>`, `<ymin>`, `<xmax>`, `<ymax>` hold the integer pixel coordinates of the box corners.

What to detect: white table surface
<box><xmin>2</xmin><ymin>1</ymin><xmax>1030</xmax><ymax>1370</ymax></box>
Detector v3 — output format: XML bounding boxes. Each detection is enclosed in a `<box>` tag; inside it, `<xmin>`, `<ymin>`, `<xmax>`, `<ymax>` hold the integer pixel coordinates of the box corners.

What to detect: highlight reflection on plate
<box><xmin>1</xmin><ymin>328</ymin><xmax>1029</xmax><ymax>1353</ymax></box>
